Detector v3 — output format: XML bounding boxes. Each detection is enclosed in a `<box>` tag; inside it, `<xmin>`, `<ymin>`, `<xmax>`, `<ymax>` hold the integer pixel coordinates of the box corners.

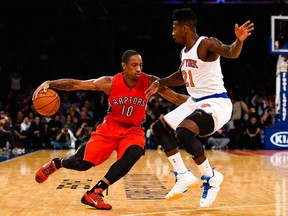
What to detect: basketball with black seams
<box><xmin>33</xmin><ymin>89</ymin><xmax>60</xmax><ymax>116</ymax></box>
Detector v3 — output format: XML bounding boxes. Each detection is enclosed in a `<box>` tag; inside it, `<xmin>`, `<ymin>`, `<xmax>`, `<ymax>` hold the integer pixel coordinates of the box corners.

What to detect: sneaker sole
<box><xmin>165</xmin><ymin>179</ymin><xmax>200</xmax><ymax>201</ymax></box>
<box><xmin>200</xmin><ymin>174</ymin><xmax>224</xmax><ymax>207</ymax></box>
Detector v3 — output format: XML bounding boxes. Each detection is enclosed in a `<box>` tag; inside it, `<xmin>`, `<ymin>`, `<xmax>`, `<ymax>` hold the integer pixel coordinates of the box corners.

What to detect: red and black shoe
<box><xmin>81</xmin><ymin>188</ymin><xmax>112</xmax><ymax>210</ymax></box>
<box><xmin>35</xmin><ymin>160</ymin><xmax>58</xmax><ymax>183</ymax></box>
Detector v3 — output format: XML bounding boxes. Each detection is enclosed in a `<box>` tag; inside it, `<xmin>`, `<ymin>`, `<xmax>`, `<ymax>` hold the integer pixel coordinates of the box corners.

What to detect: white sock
<box><xmin>197</xmin><ymin>158</ymin><xmax>213</xmax><ymax>177</ymax></box>
<box><xmin>168</xmin><ymin>152</ymin><xmax>188</xmax><ymax>173</ymax></box>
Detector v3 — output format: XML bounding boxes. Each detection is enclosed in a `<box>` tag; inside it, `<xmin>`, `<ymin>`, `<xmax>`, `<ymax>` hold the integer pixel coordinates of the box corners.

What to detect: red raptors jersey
<box><xmin>107</xmin><ymin>72</ymin><xmax>149</xmax><ymax>127</ymax></box>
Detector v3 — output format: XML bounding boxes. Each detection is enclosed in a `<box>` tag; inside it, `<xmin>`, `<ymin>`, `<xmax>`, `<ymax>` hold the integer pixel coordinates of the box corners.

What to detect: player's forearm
<box><xmin>47</xmin><ymin>79</ymin><xmax>80</xmax><ymax>91</ymax></box>
<box><xmin>229</xmin><ymin>38</ymin><xmax>244</xmax><ymax>58</ymax></box>
<box><xmin>158</xmin><ymin>86</ymin><xmax>188</xmax><ymax>105</ymax></box>
<box><xmin>159</xmin><ymin>71</ymin><xmax>184</xmax><ymax>87</ymax></box>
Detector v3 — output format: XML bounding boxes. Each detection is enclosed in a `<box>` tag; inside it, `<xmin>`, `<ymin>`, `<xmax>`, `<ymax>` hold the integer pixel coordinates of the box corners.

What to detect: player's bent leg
<box><xmin>62</xmin><ymin>155</ymin><xmax>94</xmax><ymax>171</ymax></box>
<box><xmin>200</xmin><ymin>168</ymin><xmax>223</xmax><ymax>207</ymax></box>
<box><xmin>152</xmin><ymin>119</ymin><xmax>178</xmax><ymax>152</ymax></box>
<box><xmin>166</xmin><ymin>127</ymin><xmax>201</xmax><ymax>201</ymax></box>
<box><xmin>35</xmin><ymin>155</ymin><xmax>94</xmax><ymax>183</ymax></box>
<box><xmin>104</xmin><ymin>145</ymin><xmax>144</xmax><ymax>184</ymax></box>
<box><xmin>153</xmin><ymin>120</ymin><xmax>199</xmax><ymax>200</ymax></box>
<box><xmin>177</xmin><ymin>111</ymin><xmax>223</xmax><ymax>206</ymax></box>
<box><xmin>81</xmin><ymin>145</ymin><xmax>143</xmax><ymax>210</ymax></box>
<box><xmin>176</xmin><ymin>129</ymin><xmax>223</xmax><ymax>207</ymax></box>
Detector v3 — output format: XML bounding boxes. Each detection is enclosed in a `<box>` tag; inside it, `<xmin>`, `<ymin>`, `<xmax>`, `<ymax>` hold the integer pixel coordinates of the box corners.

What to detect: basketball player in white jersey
<box><xmin>145</xmin><ymin>8</ymin><xmax>254</xmax><ymax>207</ymax></box>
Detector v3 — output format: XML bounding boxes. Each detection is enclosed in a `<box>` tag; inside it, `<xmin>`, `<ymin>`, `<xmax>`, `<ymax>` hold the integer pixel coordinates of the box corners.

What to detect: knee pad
<box><xmin>123</xmin><ymin>145</ymin><xmax>144</xmax><ymax>162</ymax></box>
<box><xmin>152</xmin><ymin>119</ymin><xmax>178</xmax><ymax>152</ymax></box>
<box><xmin>176</xmin><ymin>127</ymin><xmax>204</xmax><ymax>159</ymax></box>
<box><xmin>62</xmin><ymin>155</ymin><xmax>94</xmax><ymax>171</ymax></box>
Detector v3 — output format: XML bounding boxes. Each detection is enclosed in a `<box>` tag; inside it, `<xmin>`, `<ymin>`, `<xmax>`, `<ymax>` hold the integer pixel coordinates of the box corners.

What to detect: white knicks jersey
<box><xmin>180</xmin><ymin>36</ymin><xmax>227</xmax><ymax>98</ymax></box>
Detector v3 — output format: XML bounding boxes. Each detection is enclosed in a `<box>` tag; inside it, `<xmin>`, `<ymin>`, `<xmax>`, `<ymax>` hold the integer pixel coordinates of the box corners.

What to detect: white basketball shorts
<box><xmin>163</xmin><ymin>97</ymin><xmax>232</xmax><ymax>136</ymax></box>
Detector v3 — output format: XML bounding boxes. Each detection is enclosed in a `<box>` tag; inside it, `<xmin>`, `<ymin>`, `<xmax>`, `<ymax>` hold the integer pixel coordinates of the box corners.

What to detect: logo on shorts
<box><xmin>200</xmin><ymin>104</ymin><xmax>211</xmax><ymax>108</ymax></box>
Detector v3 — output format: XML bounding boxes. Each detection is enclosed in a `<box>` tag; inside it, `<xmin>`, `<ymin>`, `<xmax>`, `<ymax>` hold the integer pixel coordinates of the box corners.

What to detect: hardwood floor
<box><xmin>1</xmin><ymin>149</ymin><xmax>287</xmax><ymax>216</ymax></box>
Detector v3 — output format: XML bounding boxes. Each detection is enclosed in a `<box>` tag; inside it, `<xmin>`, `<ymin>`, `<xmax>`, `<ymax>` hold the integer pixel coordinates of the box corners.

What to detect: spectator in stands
<box><xmin>230</xmin><ymin>95</ymin><xmax>251</xmax><ymax>149</ymax></box>
<box><xmin>6</xmin><ymin>115</ymin><xmax>26</xmax><ymax>152</ymax></box>
<box><xmin>63</xmin><ymin>114</ymin><xmax>77</xmax><ymax>133</ymax></box>
<box><xmin>258</xmin><ymin>113</ymin><xmax>268</xmax><ymax>145</ymax></box>
<box><xmin>50</xmin><ymin>124</ymin><xmax>76</xmax><ymax>149</ymax></box>
<box><xmin>41</xmin><ymin>116</ymin><xmax>52</xmax><ymax>134</ymax></box>
<box><xmin>9</xmin><ymin>72</ymin><xmax>22</xmax><ymax>93</ymax></box>
<box><xmin>78</xmin><ymin>109</ymin><xmax>93</xmax><ymax>127</ymax></box>
<box><xmin>265</xmin><ymin>108</ymin><xmax>275</xmax><ymax>128</ymax></box>
<box><xmin>243</xmin><ymin>116</ymin><xmax>261</xmax><ymax>149</ymax></box>
<box><xmin>14</xmin><ymin>110</ymin><xmax>24</xmax><ymax>131</ymax></box>
<box><xmin>19</xmin><ymin>116</ymin><xmax>31</xmax><ymax>148</ymax></box>
<box><xmin>0</xmin><ymin>117</ymin><xmax>10</xmax><ymax>151</ymax></box>
<box><xmin>46</xmin><ymin>114</ymin><xmax>63</xmax><ymax>148</ymax></box>
<box><xmin>29</xmin><ymin>116</ymin><xmax>46</xmax><ymax>148</ymax></box>
<box><xmin>82</xmin><ymin>100</ymin><xmax>94</xmax><ymax>120</ymax></box>
<box><xmin>145</xmin><ymin>121</ymin><xmax>156</xmax><ymax>149</ymax></box>
<box><xmin>259</xmin><ymin>113</ymin><xmax>268</xmax><ymax>130</ymax></box>
<box><xmin>75</xmin><ymin>122</ymin><xmax>92</xmax><ymax>149</ymax></box>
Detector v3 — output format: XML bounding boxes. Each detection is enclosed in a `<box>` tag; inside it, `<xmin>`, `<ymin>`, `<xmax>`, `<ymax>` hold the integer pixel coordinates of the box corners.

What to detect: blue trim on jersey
<box><xmin>194</xmin><ymin>92</ymin><xmax>228</xmax><ymax>102</ymax></box>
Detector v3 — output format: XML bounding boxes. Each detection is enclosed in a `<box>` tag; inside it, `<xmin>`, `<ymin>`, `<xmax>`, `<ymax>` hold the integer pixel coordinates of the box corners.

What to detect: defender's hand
<box><xmin>235</xmin><ymin>20</ymin><xmax>254</xmax><ymax>42</ymax></box>
<box><xmin>145</xmin><ymin>80</ymin><xmax>159</xmax><ymax>99</ymax></box>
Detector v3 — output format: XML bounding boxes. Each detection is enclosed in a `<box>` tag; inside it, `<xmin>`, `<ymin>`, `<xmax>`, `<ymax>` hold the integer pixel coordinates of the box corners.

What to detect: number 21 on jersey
<box><xmin>182</xmin><ymin>70</ymin><xmax>195</xmax><ymax>87</ymax></box>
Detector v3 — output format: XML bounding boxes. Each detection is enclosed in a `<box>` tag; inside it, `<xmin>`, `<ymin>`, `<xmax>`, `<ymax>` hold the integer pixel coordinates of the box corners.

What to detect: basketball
<box><xmin>33</xmin><ymin>89</ymin><xmax>60</xmax><ymax>116</ymax></box>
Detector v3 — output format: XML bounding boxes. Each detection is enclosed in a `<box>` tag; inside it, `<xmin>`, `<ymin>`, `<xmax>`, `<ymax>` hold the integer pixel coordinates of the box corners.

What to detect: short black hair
<box><xmin>173</xmin><ymin>8</ymin><xmax>197</xmax><ymax>26</ymax></box>
<box><xmin>121</xmin><ymin>49</ymin><xmax>139</xmax><ymax>63</ymax></box>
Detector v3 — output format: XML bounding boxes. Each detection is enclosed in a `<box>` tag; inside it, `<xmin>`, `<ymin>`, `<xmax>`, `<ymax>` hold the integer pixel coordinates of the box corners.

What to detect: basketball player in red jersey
<box><xmin>32</xmin><ymin>49</ymin><xmax>189</xmax><ymax>210</ymax></box>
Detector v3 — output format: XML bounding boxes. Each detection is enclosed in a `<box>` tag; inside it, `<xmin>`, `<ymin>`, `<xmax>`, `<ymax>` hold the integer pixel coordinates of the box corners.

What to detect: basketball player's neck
<box><xmin>123</xmin><ymin>75</ymin><xmax>137</xmax><ymax>90</ymax></box>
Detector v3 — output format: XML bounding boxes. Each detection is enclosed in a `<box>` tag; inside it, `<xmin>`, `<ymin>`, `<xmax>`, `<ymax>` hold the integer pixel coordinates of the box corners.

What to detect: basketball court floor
<box><xmin>1</xmin><ymin>149</ymin><xmax>288</xmax><ymax>216</ymax></box>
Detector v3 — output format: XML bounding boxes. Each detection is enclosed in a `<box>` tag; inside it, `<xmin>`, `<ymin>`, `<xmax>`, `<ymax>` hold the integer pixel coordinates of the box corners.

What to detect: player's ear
<box><xmin>121</xmin><ymin>62</ymin><xmax>126</xmax><ymax>70</ymax></box>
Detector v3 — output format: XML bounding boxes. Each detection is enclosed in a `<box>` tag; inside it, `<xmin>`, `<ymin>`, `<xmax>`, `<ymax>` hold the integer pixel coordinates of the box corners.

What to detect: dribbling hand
<box><xmin>32</xmin><ymin>81</ymin><xmax>50</xmax><ymax>100</ymax></box>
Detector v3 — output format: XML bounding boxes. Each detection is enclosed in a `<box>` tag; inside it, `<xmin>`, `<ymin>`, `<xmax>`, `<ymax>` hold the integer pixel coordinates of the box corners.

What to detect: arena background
<box><xmin>0</xmin><ymin>0</ymin><xmax>286</xmax><ymax>103</ymax></box>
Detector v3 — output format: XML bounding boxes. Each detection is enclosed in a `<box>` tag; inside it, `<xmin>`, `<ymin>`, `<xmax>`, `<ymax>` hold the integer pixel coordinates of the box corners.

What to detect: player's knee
<box><xmin>176</xmin><ymin>127</ymin><xmax>194</xmax><ymax>149</ymax></box>
<box><xmin>62</xmin><ymin>156</ymin><xmax>93</xmax><ymax>171</ymax></box>
<box><xmin>76</xmin><ymin>161</ymin><xmax>94</xmax><ymax>171</ymax></box>
<box><xmin>152</xmin><ymin>119</ymin><xmax>178</xmax><ymax>152</ymax></box>
<box><xmin>124</xmin><ymin>145</ymin><xmax>143</xmax><ymax>162</ymax></box>
<box><xmin>152</xmin><ymin>120</ymin><xmax>166</xmax><ymax>138</ymax></box>
<box><xmin>176</xmin><ymin>127</ymin><xmax>204</xmax><ymax>159</ymax></box>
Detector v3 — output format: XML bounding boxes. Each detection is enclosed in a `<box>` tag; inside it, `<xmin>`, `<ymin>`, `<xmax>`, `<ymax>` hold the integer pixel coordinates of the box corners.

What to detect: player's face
<box><xmin>172</xmin><ymin>21</ymin><xmax>186</xmax><ymax>45</ymax></box>
<box><xmin>123</xmin><ymin>54</ymin><xmax>143</xmax><ymax>81</ymax></box>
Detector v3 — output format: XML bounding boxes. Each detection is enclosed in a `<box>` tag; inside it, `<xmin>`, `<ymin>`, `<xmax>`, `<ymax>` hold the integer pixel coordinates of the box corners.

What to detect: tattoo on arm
<box><xmin>50</xmin><ymin>79</ymin><xmax>75</xmax><ymax>90</ymax></box>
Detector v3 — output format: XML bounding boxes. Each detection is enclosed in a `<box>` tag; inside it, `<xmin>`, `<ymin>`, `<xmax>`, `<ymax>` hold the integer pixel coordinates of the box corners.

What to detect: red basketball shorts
<box><xmin>82</xmin><ymin>119</ymin><xmax>145</xmax><ymax>166</ymax></box>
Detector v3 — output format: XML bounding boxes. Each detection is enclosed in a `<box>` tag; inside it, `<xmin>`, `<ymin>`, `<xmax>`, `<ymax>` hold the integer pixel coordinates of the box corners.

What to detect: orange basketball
<box><xmin>33</xmin><ymin>89</ymin><xmax>60</xmax><ymax>116</ymax></box>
